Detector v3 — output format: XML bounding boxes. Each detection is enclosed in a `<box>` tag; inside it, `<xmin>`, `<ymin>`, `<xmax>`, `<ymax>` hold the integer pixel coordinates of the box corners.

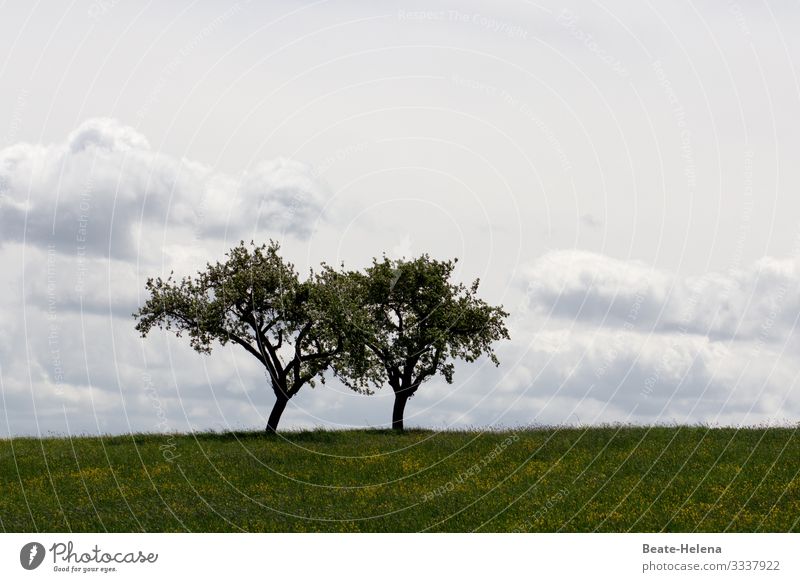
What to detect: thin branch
<box><xmin>393</xmin><ymin>306</ymin><xmax>404</xmax><ymax>336</ymax></box>
<box><xmin>300</xmin><ymin>336</ymin><xmax>342</xmax><ymax>363</ymax></box>
<box><xmin>365</xmin><ymin>340</ymin><xmax>389</xmax><ymax>361</ymax></box>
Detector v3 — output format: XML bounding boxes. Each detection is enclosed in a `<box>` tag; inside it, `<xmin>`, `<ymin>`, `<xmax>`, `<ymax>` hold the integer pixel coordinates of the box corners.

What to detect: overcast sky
<box><xmin>1</xmin><ymin>0</ymin><xmax>799</xmax><ymax>436</ymax></box>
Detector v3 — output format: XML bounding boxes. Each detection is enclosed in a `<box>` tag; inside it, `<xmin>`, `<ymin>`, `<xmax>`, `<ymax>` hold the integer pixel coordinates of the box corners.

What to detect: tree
<box><xmin>332</xmin><ymin>255</ymin><xmax>509</xmax><ymax>431</ymax></box>
<box><xmin>133</xmin><ymin>241</ymin><xmax>343</xmax><ymax>433</ymax></box>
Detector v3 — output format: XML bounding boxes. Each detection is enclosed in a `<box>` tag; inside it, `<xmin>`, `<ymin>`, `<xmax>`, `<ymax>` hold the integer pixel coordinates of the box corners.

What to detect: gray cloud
<box><xmin>0</xmin><ymin>118</ymin><xmax>329</xmax><ymax>259</ymax></box>
<box><xmin>522</xmin><ymin>250</ymin><xmax>800</xmax><ymax>343</ymax></box>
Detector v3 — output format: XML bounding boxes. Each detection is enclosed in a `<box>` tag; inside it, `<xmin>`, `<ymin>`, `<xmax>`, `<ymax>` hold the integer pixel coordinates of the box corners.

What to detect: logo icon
<box><xmin>20</xmin><ymin>542</ymin><xmax>46</xmax><ymax>570</ymax></box>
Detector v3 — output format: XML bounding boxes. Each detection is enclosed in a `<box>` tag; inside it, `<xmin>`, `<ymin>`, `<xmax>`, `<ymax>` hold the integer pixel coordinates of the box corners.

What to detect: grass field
<box><xmin>1</xmin><ymin>426</ymin><xmax>798</xmax><ymax>532</ymax></box>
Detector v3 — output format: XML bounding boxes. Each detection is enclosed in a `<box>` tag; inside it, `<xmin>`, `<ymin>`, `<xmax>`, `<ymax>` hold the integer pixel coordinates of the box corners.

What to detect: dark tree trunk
<box><xmin>392</xmin><ymin>391</ymin><xmax>410</xmax><ymax>431</ymax></box>
<box><xmin>266</xmin><ymin>394</ymin><xmax>289</xmax><ymax>434</ymax></box>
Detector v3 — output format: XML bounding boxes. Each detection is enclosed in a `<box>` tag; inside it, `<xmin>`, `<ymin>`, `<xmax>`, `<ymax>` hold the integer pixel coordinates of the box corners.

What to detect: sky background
<box><xmin>1</xmin><ymin>0</ymin><xmax>800</xmax><ymax>435</ymax></box>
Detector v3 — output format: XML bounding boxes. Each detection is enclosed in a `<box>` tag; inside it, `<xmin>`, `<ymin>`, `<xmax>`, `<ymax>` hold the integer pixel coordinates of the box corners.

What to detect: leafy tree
<box><xmin>332</xmin><ymin>255</ymin><xmax>509</xmax><ymax>431</ymax></box>
<box><xmin>133</xmin><ymin>241</ymin><xmax>342</xmax><ymax>433</ymax></box>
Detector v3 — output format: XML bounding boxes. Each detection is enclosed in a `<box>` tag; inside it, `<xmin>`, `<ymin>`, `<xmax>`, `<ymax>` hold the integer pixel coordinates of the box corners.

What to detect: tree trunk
<box><xmin>392</xmin><ymin>391</ymin><xmax>410</xmax><ymax>432</ymax></box>
<box><xmin>266</xmin><ymin>394</ymin><xmax>289</xmax><ymax>434</ymax></box>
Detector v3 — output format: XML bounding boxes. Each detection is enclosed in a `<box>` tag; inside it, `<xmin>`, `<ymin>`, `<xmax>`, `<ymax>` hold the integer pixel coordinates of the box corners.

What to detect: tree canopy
<box><xmin>133</xmin><ymin>241</ymin><xmax>343</xmax><ymax>432</ymax></box>
<box><xmin>331</xmin><ymin>255</ymin><xmax>510</xmax><ymax>430</ymax></box>
<box><xmin>135</xmin><ymin>244</ymin><xmax>509</xmax><ymax>432</ymax></box>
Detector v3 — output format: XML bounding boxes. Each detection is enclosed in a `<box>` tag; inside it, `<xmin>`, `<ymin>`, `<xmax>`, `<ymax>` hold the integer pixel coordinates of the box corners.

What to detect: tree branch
<box><xmin>365</xmin><ymin>340</ymin><xmax>389</xmax><ymax>361</ymax></box>
<box><xmin>394</xmin><ymin>306</ymin><xmax>404</xmax><ymax>336</ymax></box>
<box><xmin>225</xmin><ymin>334</ymin><xmax>263</xmax><ymax>364</ymax></box>
<box><xmin>245</xmin><ymin>314</ymin><xmax>284</xmax><ymax>386</ymax></box>
<box><xmin>300</xmin><ymin>336</ymin><xmax>342</xmax><ymax>363</ymax></box>
<box><xmin>412</xmin><ymin>345</ymin><xmax>442</xmax><ymax>386</ymax></box>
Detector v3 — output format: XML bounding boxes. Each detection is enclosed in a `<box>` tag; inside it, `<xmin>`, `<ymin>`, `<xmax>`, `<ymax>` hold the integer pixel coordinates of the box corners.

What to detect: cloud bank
<box><xmin>1</xmin><ymin>123</ymin><xmax>799</xmax><ymax>436</ymax></box>
<box><xmin>522</xmin><ymin>250</ymin><xmax>800</xmax><ymax>342</ymax></box>
<box><xmin>0</xmin><ymin>118</ymin><xmax>329</xmax><ymax>259</ymax></box>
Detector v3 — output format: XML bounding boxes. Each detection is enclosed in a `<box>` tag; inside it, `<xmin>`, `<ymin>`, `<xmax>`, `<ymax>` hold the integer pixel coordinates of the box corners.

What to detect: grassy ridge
<box><xmin>0</xmin><ymin>427</ymin><xmax>798</xmax><ymax>532</ymax></box>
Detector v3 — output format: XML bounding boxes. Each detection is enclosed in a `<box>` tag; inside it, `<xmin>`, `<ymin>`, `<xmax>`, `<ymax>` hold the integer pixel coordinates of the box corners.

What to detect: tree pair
<box><xmin>134</xmin><ymin>241</ymin><xmax>509</xmax><ymax>432</ymax></box>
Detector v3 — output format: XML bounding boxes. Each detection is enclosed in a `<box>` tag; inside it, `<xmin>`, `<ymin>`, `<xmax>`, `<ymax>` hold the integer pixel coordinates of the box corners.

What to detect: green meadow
<box><xmin>1</xmin><ymin>426</ymin><xmax>798</xmax><ymax>532</ymax></box>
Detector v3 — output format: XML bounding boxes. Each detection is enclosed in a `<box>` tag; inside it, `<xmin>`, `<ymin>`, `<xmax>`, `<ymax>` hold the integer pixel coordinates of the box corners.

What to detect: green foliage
<box><xmin>1</xmin><ymin>427</ymin><xmax>797</xmax><ymax>532</ymax></box>
<box><xmin>133</xmin><ymin>245</ymin><xmax>508</xmax><ymax>429</ymax></box>
<box><xmin>133</xmin><ymin>241</ymin><xmax>342</xmax><ymax>401</ymax></box>
<box><xmin>331</xmin><ymin>255</ymin><xmax>510</xmax><ymax>397</ymax></box>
